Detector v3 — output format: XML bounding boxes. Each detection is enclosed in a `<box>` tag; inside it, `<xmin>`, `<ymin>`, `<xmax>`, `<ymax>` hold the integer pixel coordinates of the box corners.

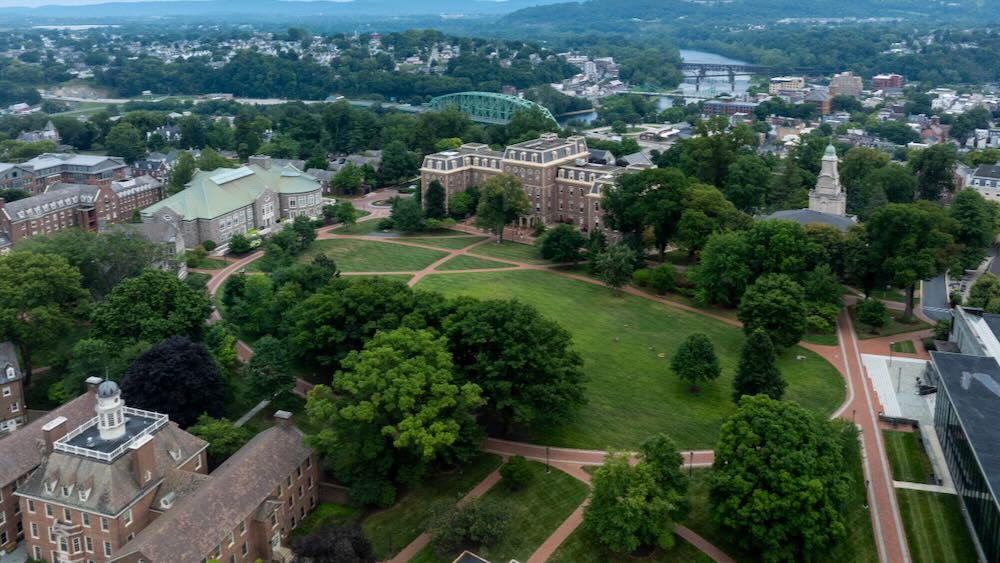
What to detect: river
<box><xmin>558</xmin><ymin>49</ymin><xmax>751</xmax><ymax>126</ymax></box>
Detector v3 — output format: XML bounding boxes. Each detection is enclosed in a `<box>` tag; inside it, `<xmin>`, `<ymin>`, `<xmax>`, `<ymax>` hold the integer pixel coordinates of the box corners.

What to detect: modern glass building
<box><xmin>930</xmin><ymin>351</ymin><xmax>1000</xmax><ymax>562</ymax></box>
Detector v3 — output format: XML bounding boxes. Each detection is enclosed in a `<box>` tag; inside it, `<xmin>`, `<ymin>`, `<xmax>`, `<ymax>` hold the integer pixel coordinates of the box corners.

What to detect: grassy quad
<box><xmin>414</xmin><ymin>461</ymin><xmax>589</xmax><ymax>563</ymax></box>
<box><xmin>401</xmin><ymin>236</ymin><xmax>488</xmax><ymax>250</ymax></box>
<box><xmin>435</xmin><ymin>255</ymin><xmax>513</xmax><ymax>271</ymax></box>
<box><xmin>897</xmin><ymin>489</ymin><xmax>978</xmax><ymax>563</ymax></box>
<box><xmin>850</xmin><ymin>305</ymin><xmax>931</xmax><ymax>340</ymax></box>
<box><xmin>361</xmin><ymin>454</ymin><xmax>503</xmax><ymax>560</ymax></box>
<box><xmin>469</xmin><ymin>240</ymin><xmax>551</xmax><ymax>265</ymax></box>
<box><xmin>547</xmin><ymin>525</ymin><xmax>713</xmax><ymax>563</ymax></box>
<box><xmin>883</xmin><ymin>431</ymin><xmax>935</xmax><ymax>483</ymax></box>
<box><xmin>274</xmin><ymin>239</ymin><xmax>449</xmax><ymax>273</ymax></box>
<box><xmin>416</xmin><ymin>269</ymin><xmax>845</xmax><ymax>450</ymax></box>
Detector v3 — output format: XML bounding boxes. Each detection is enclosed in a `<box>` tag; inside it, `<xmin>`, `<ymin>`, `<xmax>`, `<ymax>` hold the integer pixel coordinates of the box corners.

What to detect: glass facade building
<box><xmin>931</xmin><ymin>351</ymin><xmax>1000</xmax><ymax>562</ymax></box>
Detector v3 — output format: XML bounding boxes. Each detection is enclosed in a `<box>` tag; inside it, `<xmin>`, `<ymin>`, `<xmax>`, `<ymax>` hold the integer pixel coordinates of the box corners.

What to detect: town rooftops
<box><xmin>0</xmin><ymin>392</ymin><xmax>97</xmax><ymax>487</ymax></box>
<box><xmin>973</xmin><ymin>164</ymin><xmax>1000</xmax><ymax>180</ymax></box>
<box><xmin>141</xmin><ymin>163</ymin><xmax>320</xmax><ymax>221</ymax></box>
<box><xmin>930</xmin><ymin>351</ymin><xmax>1000</xmax><ymax>503</ymax></box>
<box><xmin>109</xmin><ymin>422</ymin><xmax>311</xmax><ymax>563</ymax></box>
<box><xmin>761</xmin><ymin>209</ymin><xmax>857</xmax><ymax>232</ymax></box>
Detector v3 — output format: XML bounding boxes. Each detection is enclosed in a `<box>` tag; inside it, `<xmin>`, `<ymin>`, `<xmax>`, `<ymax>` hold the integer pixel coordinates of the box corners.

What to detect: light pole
<box><xmin>689</xmin><ymin>450</ymin><xmax>694</xmax><ymax>477</ymax></box>
<box><xmin>545</xmin><ymin>446</ymin><xmax>551</xmax><ymax>474</ymax></box>
<box><xmin>889</xmin><ymin>342</ymin><xmax>895</xmax><ymax>368</ymax></box>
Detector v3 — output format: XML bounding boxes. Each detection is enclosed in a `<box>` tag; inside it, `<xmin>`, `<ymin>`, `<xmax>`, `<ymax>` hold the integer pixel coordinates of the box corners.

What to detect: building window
<box><xmin>239</xmin><ymin>521</ymin><xmax>246</xmax><ymax>535</ymax></box>
<box><xmin>27</xmin><ymin>500</ymin><xmax>35</xmax><ymax>513</ymax></box>
<box><xmin>124</xmin><ymin>508</ymin><xmax>132</xmax><ymax>526</ymax></box>
<box><xmin>103</xmin><ymin>541</ymin><xmax>112</xmax><ymax>557</ymax></box>
<box><xmin>63</xmin><ymin>508</ymin><xmax>71</xmax><ymax>522</ymax></box>
<box><xmin>59</xmin><ymin>536</ymin><xmax>68</xmax><ymax>553</ymax></box>
<box><xmin>194</xmin><ymin>456</ymin><xmax>202</xmax><ymax>471</ymax></box>
<box><xmin>297</xmin><ymin>466</ymin><xmax>302</xmax><ymax>478</ymax></box>
<box><xmin>33</xmin><ymin>546</ymin><xmax>40</xmax><ymax>560</ymax></box>
<box><xmin>298</xmin><ymin>485</ymin><xmax>303</xmax><ymax>498</ymax></box>
<box><xmin>72</xmin><ymin>537</ymin><xmax>81</xmax><ymax>553</ymax></box>
<box><xmin>289</xmin><ymin>198</ymin><xmax>296</xmax><ymax>208</ymax></box>
<box><xmin>213</xmin><ymin>544</ymin><xmax>221</xmax><ymax>559</ymax></box>
<box><xmin>30</xmin><ymin>522</ymin><xmax>38</xmax><ymax>539</ymax></box>
<box><xmin>227</xmin><ymin>532</ymin><xmax>234</xmax><ymax>547</ymax></box>
<box><xmin>241</xmin><ymin>542</ymin><xmax>248</xmax><ymax>556</ymax></box>
<box><xmin>45</xmin><ymin>504</ymin><xmax>52</xmax><ymax>517</ymax></box>
<box><xmin>100</xmin><ymin>517</ymin><xmax>109</xmax><ymax>531</ymax></box>
<box><xmin>2</xmin><ymin>387</ymin><xmax>9</xmax><ymax>397</ymax></box>
<box><xmin>11</xmin><ymin>401</ymin><xmax>19</xmax><ymax>412</ymax></box>
<box><xmin>82</xmin><ymin>512</ymin><xmax>90</xmax><ymax>527</ymax></box>
<box><xmin>85</xmin><ymin>536</ymin><xmax>93</xmax><ymax>552</ymax></box>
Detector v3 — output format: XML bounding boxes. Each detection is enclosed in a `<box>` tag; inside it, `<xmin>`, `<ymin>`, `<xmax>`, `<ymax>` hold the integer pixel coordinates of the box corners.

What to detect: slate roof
<box><xmin>141</xmin><ymin>163</ymin><xmax>320</xmax><ymax>221</ymax></box>
<box><xmin>17</xmin><ymin>422</ymin><xmax>207</xmax><ymax>515</ymax></box>
<box><xmin>0</xmin><ymin>392</ymin><xmax>96</xmax><ymax>487</ymax></box>
<box><xmin>761</xmin><ymin>208</ymin><xmax>857</xmax><ymax>232</ymax></box>
<box><xmin>110</xmin><ymin>423</ymin><xmax>311</xmax><ymax>563</ymax></box>
<box><xmin>2</xmin><ymin>183</ymin><xmax>98</xmax><ymax>222</ymax></box>
<box><xmin>21</xmin><ymin>153</ymin><xmax>126</xmax><ymax>173</ymax></box>
<box><xmin>974</xmin><ymin>164</ymin><xmax>1000</xmax><ymax>180</ymax></box>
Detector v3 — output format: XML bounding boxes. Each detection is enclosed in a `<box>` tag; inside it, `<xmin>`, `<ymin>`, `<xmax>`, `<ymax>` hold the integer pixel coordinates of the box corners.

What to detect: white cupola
<box><xmin>95</xmin><ymin>380</ymin><xmax>126</xmax><ymax>441</ymax></box>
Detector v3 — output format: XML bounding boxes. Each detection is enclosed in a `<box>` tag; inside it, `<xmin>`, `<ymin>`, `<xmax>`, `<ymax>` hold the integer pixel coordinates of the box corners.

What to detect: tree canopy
<box><xmin>91</xmin><ymin>269</ymin><xmax>212</xmax><ymax>344</ymax></box>
<box><xmin>475</xmin><ymin>174</ymin><xmax>529</xmax><ymax>242</ymax></box>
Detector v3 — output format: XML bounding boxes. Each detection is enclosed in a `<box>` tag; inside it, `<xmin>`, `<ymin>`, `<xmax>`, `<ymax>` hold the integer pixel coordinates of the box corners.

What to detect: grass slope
<box><xmin>897</xmin><ymin>489</ymin><xmax>978</xmax><ymax>563</ymax></box>
<box><xmin>362</xmin><ymin>454</ymin><xmax>502</xmax><ymax>560</ymax></box>
<box><xmin>416</xmin><ymin>270</ymin><xmax>845</xmax><ymax>450</ymax></box>
<box><xmin>883</xmin><ymin>431</ymin><xmax>934</xmax><ymax>483</ymax></box>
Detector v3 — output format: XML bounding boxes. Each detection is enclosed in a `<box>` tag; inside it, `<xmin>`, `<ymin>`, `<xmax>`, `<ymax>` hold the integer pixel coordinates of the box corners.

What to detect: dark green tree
<box><xmin>732</xmin><ymin>329</ymin><xmax>785</xmax><ymax>401</ymax></box>
<box><xmin>91</xmin><ymin>269</ymin><xmax>212</xmax><ymax>344</ymax></box>
<box><xmin>594</xmin><ymin>243</ymin><xmax>636</xmax><ymax>294</ymax></box>
<box><xmin>670</xmin><ymin>333</ymin><xmax>721</xmax><ymax>392</ymax></box>
<box><xmin>475</xmin><ymin>174</ymin><xmax>529</xmax><ymax>243</ymax></box>
<box><xmin>856</xmin><ymin>298</ymin><xmax>889</xmax><ymax>334</ymax></box>
<box><xmin>188</xmin><ymin>415</ymin><xmax>253</xmax><ymax>469</ymax></box>
<box><xmin>909</xmin><ymin>144</ymin><xmax>957</xmax><ymax>201</ymax></box>
<box><xmin>104</xmin><ymin>122</ymin><xmax>146</xmax><ymax>163</ymax></box>
<box><xmin>539</xmin><ymin>224</ymin><xmax>586</xmax><ymax>264</ymax></box>
<box><xmin>737</xmin><ymin>274</ymin><xmax>807</xmax><ymax>349</ymax></box>
<box><xmin>424</xmin><ymin>180</ymin><xmax>447</xmax><ymax>220</ymax></box>
<box><xmin>949</xmin><ymin>189</ymin><xmax>995</xmax><ymax>270</ymax></box>
<box><xmin>390</xmin><ymin>197</ymin><xmax>425</xmax><ymax>232</ymax></box>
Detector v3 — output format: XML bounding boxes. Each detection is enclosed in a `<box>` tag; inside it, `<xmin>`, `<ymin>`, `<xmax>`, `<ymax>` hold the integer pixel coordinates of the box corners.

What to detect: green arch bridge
<box><xmin>429</xmin><ymin>91</ymin><xmax>557</xmax><ymax>125</ymax></box>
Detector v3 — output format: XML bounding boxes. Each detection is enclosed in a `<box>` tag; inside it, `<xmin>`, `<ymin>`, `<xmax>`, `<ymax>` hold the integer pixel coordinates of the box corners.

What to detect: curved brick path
<box><xmin>196</xmin><ymin>195</ymin><xmax>915</xmax><ymax>562</ymax></box>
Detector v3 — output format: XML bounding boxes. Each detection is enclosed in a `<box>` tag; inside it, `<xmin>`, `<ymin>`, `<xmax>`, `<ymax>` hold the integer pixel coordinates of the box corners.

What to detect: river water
<box><xmin>558</xmin><ymin>49</ymin><xmax>751</xmax><ymax>126</ymax></box>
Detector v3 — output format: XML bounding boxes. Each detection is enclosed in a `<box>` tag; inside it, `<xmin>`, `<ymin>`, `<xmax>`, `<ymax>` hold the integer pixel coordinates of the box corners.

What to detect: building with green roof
<box><xmin>140</xmin><ymin>157</ymin><xmax>322</xmax><ymax>249</ymax></box>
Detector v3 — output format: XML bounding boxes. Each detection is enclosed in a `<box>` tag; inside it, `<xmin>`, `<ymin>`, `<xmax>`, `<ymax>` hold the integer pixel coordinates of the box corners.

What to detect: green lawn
<box><xmin>883</xmin><ymin>431</ymin><xmax>934</xmax><ymax>483</ymax></box>
<box><xmin>296</xmin><ymin>239</ymin><xmax>448</xmax><ymax>273</ymax></box>
<box><xmin>289</xmin><ymin>503</ymin><xmax>362</xmax><ymax>541</ymax></box>
<box><xmin>416</xmin><ymin>270</ymin><xmax>845</xmax><ymax>450</ymax></box>
<box><xmin>469</xmin><ymin>240</ymin><xmax>550</xmax><ymax>265</ymax></box>
<box><xmin>850</xmin><ymin>305</ymin><xmax>932</xmax><ymax>340</ymax></box>
<box><xmin>803</xmin><ymin>332</ymin><xmax>839</xmax><ymax>346</ymax></box>
<box><xmin>548</xmin><ymin>524</ymin><xmax>713</xmax><ymax>563</ymax></box>
<box><xmin>362</xmin><ymin>453</ymin><xmax>503</xmax><ymax>560</ymax></box>
<box><xmin>417</xmin><ymin>462</ymin><xmax>589</xmax><ymax>563</ymax></box>
<box><xmin>188</xmin><ymin>257</ymin><xmax>228</xmax><ymax>270</ymax></box>
<box><xmin>897</xmin><ymin>489</ymin><xmax>978</xmax><ymax>563</ymax></box>
<box><xmin>871</xmin><ymin>287</ymin><xmax>919</xmax><ymax>304</ymax></box>
<box><xmin>401</xmin><ymin>236</ymin><xmax>487</xmax><ymax>250</ymax></box>
<box><xmin>890</xmin><ymin>340</ymin><xmax>917</xmax><ymax>353</ymax></box>
<box><xmin>435</xmin><ymin>255</ymin><xmax>513</xmax><ymax>271</ymax></box>
<box><xmin>683</xmin><ymin>425</ymin><xmax>877</xmax><ymax>563</ymax></box>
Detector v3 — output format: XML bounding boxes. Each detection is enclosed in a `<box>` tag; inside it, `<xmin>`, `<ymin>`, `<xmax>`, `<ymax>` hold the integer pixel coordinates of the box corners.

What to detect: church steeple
<box><xmin>808</xmin><ymin>144</ymin><xmax>846</xmax><ymax>216</ymax></box>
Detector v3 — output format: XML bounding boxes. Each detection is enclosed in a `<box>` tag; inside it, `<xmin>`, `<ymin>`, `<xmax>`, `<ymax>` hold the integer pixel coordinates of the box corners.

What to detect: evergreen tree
<box><xmin>424</xmin><ymin>180</ymin><xmax>447</xmax><ymax>219</ymax></box>
<box><xmin>732</xmin><ymin>329</ymin><xmax>785</xmax><ymax>402</ymax></box>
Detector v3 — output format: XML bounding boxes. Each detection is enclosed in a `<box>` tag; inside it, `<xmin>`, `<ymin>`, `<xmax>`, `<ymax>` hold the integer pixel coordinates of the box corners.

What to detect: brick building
<box><xmin>872</xmin><ymin>73</ymin><xmax>905</xmax><ymax>90</ymax></box>
<box><xmin>0</xmin><ymin>342</ymin><xmax>26</xmax><ymax>436</ymax></box>
<box><xmin>16</xmin><ymin>380</ymin><xmax>208</xmax><ymax>563</ymax></box>
<box><xmin>0</xmin><ymin>154</ymin><xmax>128</xmax><ymax>196</ymax></box>
<box><xmin>0</xmin><ymin>175</ymin><xmax>162</xmax><ymax>250</ymax></box>
<box><xmin>420</xmin><ymin>134</ymin><xmax>646</xmax><ymax>232</ymax></box>
<box><xmin>702</xmin><ymin>100</ymin><xmax>760</xmax><ymax>117</ymax></box>
<box><xmin>0</xmin><ymin>381</ymin><xmax>100</xmax><ymax>555</ymax></box>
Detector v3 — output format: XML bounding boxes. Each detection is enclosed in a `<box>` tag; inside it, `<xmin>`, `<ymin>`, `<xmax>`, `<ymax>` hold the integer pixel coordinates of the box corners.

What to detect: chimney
<box><xmin>273</xmin><ymin>410</ymin><xmax>293</xmax><ymax>429</ymax></box>
<box><xmin>130</xmin><ymin>434</ymin><xmax>157</xmax><ymax>486</ymax></box>
<box><xmin>249</xmin><ymin>155</ymin><xmax>271</xmax><ymax>170</ymax></box>
<box><xmin>85</xmin><ymin>376</ymin><xmax>103</xmax><ymax>394</ymax></box>
<box><xmin>42</xmin><ymin>416</ymin><xmax>68</xmax><ymax>453</ymax></box>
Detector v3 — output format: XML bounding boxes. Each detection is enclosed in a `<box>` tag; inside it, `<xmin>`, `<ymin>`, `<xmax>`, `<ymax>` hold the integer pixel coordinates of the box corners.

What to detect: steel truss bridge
<box><xmin>429</xmin><ymin>91</ymin><xmax>557</xmax><ymax>125</ymax></box>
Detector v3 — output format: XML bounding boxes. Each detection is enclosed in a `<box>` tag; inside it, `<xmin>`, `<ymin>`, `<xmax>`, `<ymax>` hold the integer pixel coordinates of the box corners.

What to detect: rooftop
<box><xmin>55</xmin><ymin>407</ymin><xmax>168</xmax><ymax>463</ymax></box>
<box><xmin>974</xmin><ymin>164</ymin><xmax>1000</xmax><ymax>179</ymax></box>
<box><xmin>761</xmin><ymin>208</ymin><xmax>857</xmax><ymax>232</ymax></box>
<box><xmin>0</xmin><ymin>392</ymin><xmax>97</xmax><ymax>486</ymax></box>
<box><xmin>931</xmin><ymin>351</ymin><xmax>1000</xmax><ymax>503</ymax></box>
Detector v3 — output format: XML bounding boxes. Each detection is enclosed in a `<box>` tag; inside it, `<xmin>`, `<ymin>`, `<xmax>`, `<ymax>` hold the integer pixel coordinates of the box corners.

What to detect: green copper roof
<box><xmin>824</xmin><ymin>144</ymin><xmax>838</xmax><ymax>158</ymax></box>
<box><xmin>142</xmin><ymin>163</ymin><xmax>319</xmax><ymax>220</ymax></box>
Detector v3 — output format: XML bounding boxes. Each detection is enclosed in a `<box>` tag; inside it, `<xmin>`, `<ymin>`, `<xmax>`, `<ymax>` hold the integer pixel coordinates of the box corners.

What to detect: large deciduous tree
<box><xmin>584</xmin><ymin>434</ymin><xmax>688</xmax><ymax>554</ymax></box>
<box><xmin>424</xmin><ymin>180</ymin><xmax>447</xmax><ymax>220</ymax></box>
<box><xmin>0</xmin><ymin>252</ymin><xmax>89</xmax><ymax>387</ymax></box>
<box><xmin>443</xmin><ymin>298</ymin><xmax>585</xmax><ymax>433</ymax></box>
<box><xmin>737</xmin><ymin>274</ymin><xmax>807</xmax><ymax>349</ymax></box>
<box><xmin>670</xmin><ymin>333</ymin><xmax>721</xmax><ymax>392</ymax></box>
<box><xmin>866</xmin><ymin>203</ymin><xmax>959</xmax><ymax>320</ymax></box>
<box><xmin>187</xmin><ymin>415</ymin><xmax>253</xmax><ymax>469</ymax></box>
<box><xmin>724</xmin><ymin>154</ymin><xmax>771</xmax><ymax>212</ymax></box>
<box><xmin>104</xmin><ymin>122</ymin><xmax>145</xmax><ymax>164</ymax></box>
<box><xmin>692</xmin><ymin>231</ymin><xmax>752</xmax><ymax>307</ymax></box>
<box><xmin>709</xmin><ymin>395</ymin><xmax>851</xmax><ymax>561</ymax></box>
<box><xmin>949</xmin><ymin>189</ymin><xmax>995</xmax><ymax>271</ymax></box>
<box><xmin>909</xmin><ymin>144</ymin><xmax>957</xmax><ymax>201</ymax></box>
<box><xmin>475</xmin><ymin>174</ymin><xmax>529</xmax><ymax>243</ymax></box>
<box><xmin>306</xmin><ymin>328</ymin><xmax>483</xmax><ymax>506</ymax></box>
<box><xmin>120</xmin><ymin>336</ymin><xmax>226</xmax><ymax>427</ymax></box>
<box><xmin>732</xmin><ymin>329</ymin><xmax>785</xmax><ymax>401</ymax></box>
<box><xmin>539</xmin><ymin>223</ymin><xmax>585</xmax><ymax>264</ymax></box>
<box><xmin>91</xmin><ymin>269</ymin><xmax>212</xmax><ymax>344</ymax></box>
<box><xmin>602</xmin><ymin>167</ymin><xmax>693</xmax><ymax>259</ymax></box>
<box><xmin>594</xmin><ymin>243</ymin><xmax>636</xmax><ymax>293</ymax></box>
<box><xmin>19</xmin><ymin>229</ymin><xmax>165</xmax><ymax>299</ymax></box>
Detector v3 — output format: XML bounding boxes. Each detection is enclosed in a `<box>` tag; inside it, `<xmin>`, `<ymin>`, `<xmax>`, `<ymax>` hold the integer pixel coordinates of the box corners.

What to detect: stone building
<box><xmin>141</xmin><ymin>159</ymin><xmax>322</xmax><ymax>249</ymax></box>
<box><xmin>0</xmin><ymin>342</ymin><xmax>26</xmax><ymax>436</ymax></box>
<box><xmin>420</xmin><ymin>133</ymin><xmax>645</xmax><ymax>232</ymax></box>
<box><xmin>809</xmin><ymin>144</ymin><xmax>847</xmax><ymax>216</ymax></box>
<box><xmin>0</xmin><ymin>176</ymin><xmax>163</xmax><ymax>250</ymax></box>
<box><xmin>829</xmin><ymin>71</ymin><xmax>864</xmax><ymax>98</ymax></box>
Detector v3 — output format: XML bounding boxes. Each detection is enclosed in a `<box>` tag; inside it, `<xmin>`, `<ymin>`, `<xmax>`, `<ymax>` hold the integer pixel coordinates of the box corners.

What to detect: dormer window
<box><xmin>61</xmin><ymin>484</ymin><xmax>73</xmax><ymax>497</ymax></box>
<box><xmin>169</xmin><ymin>448</ymin><xmax>182</xmax><ymax>462</ymax></box>
<box><xmin>44</xmin><ymin>480</ymin><xmax>57</xmax><ymax>495</ymax></box>
<box><xmin>78</xmin><ymin>488</ymin><xmax>91</xmax><ymax>502</ymax></box>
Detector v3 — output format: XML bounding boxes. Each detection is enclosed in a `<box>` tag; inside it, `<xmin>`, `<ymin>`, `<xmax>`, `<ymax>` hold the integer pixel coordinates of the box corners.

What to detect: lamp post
<box><xmin>889</xmin><ymin>342</ymin><xmax>895</xmax><ymax>368</ymax></box>
<box><xmin>689</xmin><ymin>450</ymin><xmax>694</xmax><ymax>477</ymax></box>
<box><xmin>545</xmin><ymin>446</ymin><xmax>550</xmax><ymax>474</ymax></box>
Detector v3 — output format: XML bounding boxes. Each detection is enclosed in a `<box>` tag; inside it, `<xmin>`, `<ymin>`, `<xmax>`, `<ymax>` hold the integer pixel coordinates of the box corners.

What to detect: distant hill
<box><xmin>0</xmin><ymin>0</ymin><xmax>568</xmax><ymax>20</ymax></box>
<box><xmin>498</xmin><ymin>0</ymin><xmax>999</xmax><ymax>34</ymax></box>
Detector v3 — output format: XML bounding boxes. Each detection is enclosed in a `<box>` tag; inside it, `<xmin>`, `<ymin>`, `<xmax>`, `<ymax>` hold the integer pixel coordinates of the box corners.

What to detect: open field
<box><xmin>435</xmin><ymin>255</ymin><xmax>512</xmax><ymax>271</ymax></box>
<box><xmin>469</xmin><ymin>240</ymin><xmax>550</xmax><ymax>265</ymax></box>
<box><xmin>246</xmin><ymin>239</ymin><xmax>448</xmax><ymax>273</ymax></box>
<box><xmin>417</xmin><ymin>269</ymin><xmax>845</xmax><ymax>450</ymax></box>
<box><xmin>401</xmin><ymin>236</ymin><xmax>487</xmax><ymax>250</ymax></box>
<box><xmin>897</xmin><ymin>489</ymin><xmax>978</xmax><ymax>563</ymax></box>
